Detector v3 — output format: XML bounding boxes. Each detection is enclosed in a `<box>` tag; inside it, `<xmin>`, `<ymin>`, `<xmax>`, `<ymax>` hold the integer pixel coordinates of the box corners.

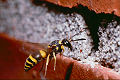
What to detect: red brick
<box><xmin>46</xmin><ymin>55</ymin><xmax>120</xmax><ymax>79</ymax></box>
<box><xmin>45</xmin><ymin>0</ymin><xmax>120</xmax><ymax>16</ymax></box>
<box><xmin>0</xmin><ymin>33</ymin><xmax>120</xmax><ymax>79</ymax></box>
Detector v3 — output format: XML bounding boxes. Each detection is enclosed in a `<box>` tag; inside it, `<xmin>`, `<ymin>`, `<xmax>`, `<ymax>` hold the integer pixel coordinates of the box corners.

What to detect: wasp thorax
<box><xmin>62</xmin><ymin>39</ymin><xmax>73</xmax><ymax>51</ymax></box>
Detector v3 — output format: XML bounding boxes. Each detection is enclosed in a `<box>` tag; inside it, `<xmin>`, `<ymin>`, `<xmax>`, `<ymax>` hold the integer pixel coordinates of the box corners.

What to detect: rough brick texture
<box><xmin>45</xmin><ymin>0</ymin><xmax>120</xmax><ymax>16</ymax></box>
<box><xmin>0</xmin><ymin>34</ymin><xmax>120</xmax><ymax>79</ymax></box>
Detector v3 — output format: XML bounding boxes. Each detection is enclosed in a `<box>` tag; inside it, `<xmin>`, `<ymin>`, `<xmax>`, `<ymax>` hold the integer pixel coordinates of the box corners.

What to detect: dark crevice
<box><xmin>65</xmin><ymin>62</ymin><xmax>74</xmax><ymax>80</ymax></box>
<box><xmin>76</xmin><ymin>5</ymin><xmax>100</xmax><ymax>50</ymax></box>
<box><xmin>31</xmin><ymin>0</ymin><xmax>120</xmax><ymax>51</ymax></box>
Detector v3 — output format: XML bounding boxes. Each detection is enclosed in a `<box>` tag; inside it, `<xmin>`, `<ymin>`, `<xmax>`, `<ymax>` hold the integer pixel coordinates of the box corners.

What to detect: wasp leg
<box><xmin>60</xmin><ymin>45</ymin><xmax>64</xmax><ymax>55</ymax></box>
<box><xmin>39</xmin><ymin>60</ymin><xmax>45</xmax><ymax>72</ymax></box>
<box><xmin>45</xmin><ymin>54</ymin><xmax>50</xmax><ymax>76</ymax></box>
<box><xmin>53</xmin><ymin>52</ymin><xmax>56</xmax><ymax>71</ymax></box>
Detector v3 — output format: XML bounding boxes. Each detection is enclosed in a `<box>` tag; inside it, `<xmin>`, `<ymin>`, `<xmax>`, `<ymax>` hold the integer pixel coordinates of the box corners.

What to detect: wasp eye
<box><xmin>62</xmin><ymin>39</ymin><xmax>68</xmax><ymax>45</ymax></box>
<box><xmin>62</xmin><ymin>39</ymin><xmax>72</xmax><ymax>51</ymax></box>
<box><xmin>65</xmin><ymin>41</ymin><xmax>68</xmax><ymax>44</ymax></box>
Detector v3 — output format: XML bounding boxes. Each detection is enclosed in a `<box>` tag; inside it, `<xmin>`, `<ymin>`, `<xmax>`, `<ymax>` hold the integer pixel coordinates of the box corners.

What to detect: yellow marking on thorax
<box><xmin>53</xmin><ymin>45</ymin><xmax>56</xmax><ymax>47</ymax></box>
<box><xmin>26</xmin><ymin>59</ymin><xmax>34</xmax><ymax>66</ymax></box>
<box><xmin>56</xmin><ymin>47</ymin><xmax>59</xmax><ymax>50</ymax></box>
<box><xmin>29</xmin><ymin>55</ymin><xmax>37</xmax><ymax>64</ymax></box>
<box><xmin>59</xmin><ymin>41</ymin><xmax>62</xmax><ymax>44</ymax></box>
<box><xmin>61</xmin><ymin>45</ymin><xmax>64</xmax><ymax>55</ymax></box>
<box><xmin>39</xmin><ymin>50</ymin><xmax>47</xmax><ymax>58</ymax></box>
<box><xmin>61</xmin><ymin>45</ymin><xmax>64</xmax><ymax>50</ymax></box>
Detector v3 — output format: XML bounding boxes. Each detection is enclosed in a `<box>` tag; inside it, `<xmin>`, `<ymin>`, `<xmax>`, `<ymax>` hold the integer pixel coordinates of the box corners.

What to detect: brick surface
<box><xmin>0</xmin><ymin>34</ymin><xmax>120</xmax><ymax>79</ymax></box>
<box><xmin>46</xmin><ymin>55</ymin><xmax>120</xmax><ymax>79</ymax></box>
<box><xmin>44</xmin><ymin>0</ymin><xmax>120</xmax><ymax>16</ymax></box>
<box><xmin>0</xmin><ymin>34</ymin><xmax>44</xmax><ymax>79</ymax></box>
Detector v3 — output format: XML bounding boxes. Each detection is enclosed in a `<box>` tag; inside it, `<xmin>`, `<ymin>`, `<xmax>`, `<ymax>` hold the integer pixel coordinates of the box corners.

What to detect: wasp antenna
<box><xmin>70</xmin><ymin>33</ymin><xmax>79</xmax><ymax>39</ymax></box>
<box><xmin>70</xmin><ymin>38</ymin><xmax>86</xmax><ymax>42</ymax></box>
<box><xmin>69</xmin><ymin>28</ymin><xmax>87</xmax><ymax>39</ymax></box>
<box><xmin>82</xmin><ymin>28</ymin><xmax>88</xmax><ymax>29</ymax></box>
<box><xmin>66</xmin><ymin>33</ymin><xmax>69</xmax><ymax>39</ymax></box>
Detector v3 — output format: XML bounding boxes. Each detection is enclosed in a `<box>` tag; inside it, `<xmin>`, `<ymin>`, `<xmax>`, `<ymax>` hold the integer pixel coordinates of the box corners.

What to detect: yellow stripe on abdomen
<box><xmin>29</xmin><ymin>55</ymin><xmax>37</xmax><ymax>64</ymax></box>
<box><xmin>25</xmin><ymin>64</ymin><xmax>30</xmax><ymax>68</ymax></box>
<box><xmin>26</xmin><ymin>59</ymin><xmax>34</xmax><ymax>66</ymax></box>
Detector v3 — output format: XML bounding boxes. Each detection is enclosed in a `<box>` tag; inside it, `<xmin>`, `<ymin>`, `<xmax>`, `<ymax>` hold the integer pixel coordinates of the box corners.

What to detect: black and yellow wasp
<box><xmin>24</xmin><ymin>35</ymin><xmax>86</xmax><ymax>76</ymax></box>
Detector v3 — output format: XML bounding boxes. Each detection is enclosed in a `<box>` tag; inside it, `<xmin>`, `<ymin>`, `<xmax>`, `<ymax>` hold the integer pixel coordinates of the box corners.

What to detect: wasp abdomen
<box><xmin>24</xmin><ymin>55</ymin><xmax>38</xmax><ymax>72</ymax></box>
<box><xmin>24</xmin><ymin>50</ymin><xmax>47</xmax><ymax>72</ymax></box>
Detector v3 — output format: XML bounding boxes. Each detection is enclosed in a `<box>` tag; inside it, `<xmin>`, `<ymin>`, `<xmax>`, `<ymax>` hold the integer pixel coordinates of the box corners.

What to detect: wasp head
<box><xmin>62</xmin><ymin>39</ymin><xmax>73</xmax><ymax>51</ymax></box>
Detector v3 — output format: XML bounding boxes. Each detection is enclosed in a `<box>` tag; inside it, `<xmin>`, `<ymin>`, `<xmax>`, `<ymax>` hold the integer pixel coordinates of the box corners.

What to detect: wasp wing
<box><xmin>25</xmin><ymin>42</ymin><xmax>48</xmax><ymax>49</ymax></box>
<box><xmin>21</xmin><ymin>41</ymin><xmax>48</xmax><ymax>56</ymax></box>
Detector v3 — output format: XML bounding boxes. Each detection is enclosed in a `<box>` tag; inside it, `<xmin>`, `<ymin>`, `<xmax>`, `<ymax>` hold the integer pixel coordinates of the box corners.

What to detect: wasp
<box><xmin>24</xmin><ymin>34</ymin><xmax>86</xmax><ymax>76</ymax></box>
